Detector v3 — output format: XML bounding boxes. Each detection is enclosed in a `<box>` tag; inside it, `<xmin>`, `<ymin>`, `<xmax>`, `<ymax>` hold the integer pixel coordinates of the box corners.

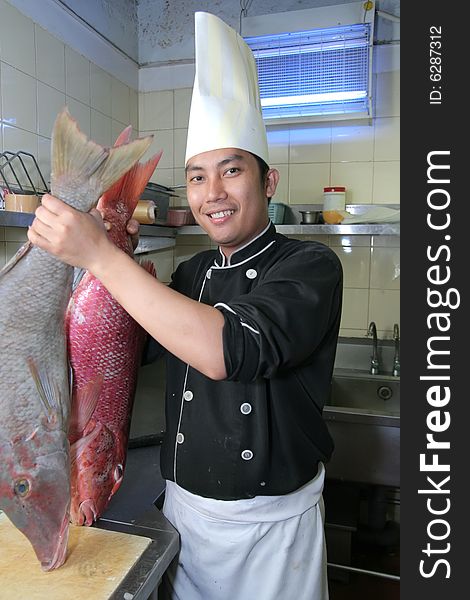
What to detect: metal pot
<box><xmin>299</xmin><ymin>210</ymin><xmax>322</xmax><ymax>224</ymax></box>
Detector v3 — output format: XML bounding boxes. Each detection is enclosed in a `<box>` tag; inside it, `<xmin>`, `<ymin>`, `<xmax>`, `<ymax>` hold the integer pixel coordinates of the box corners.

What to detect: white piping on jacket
<box><xmin>214</xmin><ymin>302</ymin><xmax>260</xmax><ymax>335</ymax></box>
<box><xmin>173</xmin><ymin>273</ymin><xmax>209</xmax><ymax>482</ymax></box>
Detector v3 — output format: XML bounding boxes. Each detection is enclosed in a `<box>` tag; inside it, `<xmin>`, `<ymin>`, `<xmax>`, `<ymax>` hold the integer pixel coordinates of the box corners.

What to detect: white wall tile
<box><xmin>0</xmin><ymin>1</ymin><xmax>35</xmax><ymax>76</ymax></box>
<box><xmin>139</xmin><ymin>90</ymin><xmax>174</xmax><ymax>130</ymax></box>
<box><xmin>173</xmin><ymin>167</ymin><xmax>186</xmax><ymax>190</ymax></box>
<box><xmin>37</xmin><ymin>82</ymin><xmax>65</xmax><ymax>138</ymax></box>
<box><xmin>2</xmin><ymin>126</ymin><xmax>38</xmax><ymax>190</ymax></box>
<box><xmin>130</xmin><ymin>88</ymin><xmax>138</xmax><ymax>131</ymax></box>
<box><xmin>140</xmin><ymin>129</ymin><xmax>173</xmax><ymax>169</ymax></box>
<box><xmin>370</xmin><ymin>247</ymin><xmax>400</xmax><ymax>290</ymax></box>
<box><xmin>90</xmin><ymin>109</ymin><xmax>111</xmax><ymax>147</ymax></box>
<box><xmin>174</xmin><ymin>87</ymin><xmax>192</xmax><ymax>129</ymax></box>
<box><xmin>289</xmin><ymin>124</ymin><xmax>331</xmax><ymax>163</ymax></box>
<box><xmin>90</xmin><ymin>64</ymin><xmax>112</xmax><ymax>116</ymax></box>
<box><xmin>340</xmin><ymin>288</ymin><xmax>369</xmax><ymax>330</ymax></box>
<box><xmin>266</xmin><ymin>127</ymin><xmax>289</xmax><ymax>164</ymax></box>
<box><xmin>331</xmin><ymin>122</ymin><xmax>374</xmax><ymax>162</ymax></box>
<box><xmin>151</xmin><ymin>167</ymin><xmax>173</xmax><ymax>187</ymax></box>
<box><xmin>332</xmin><ymin>246</ymin><xmax>370</xmax><ymax>288</ymax></box>
<box><xmin>65</xmin><ymin>47</ymin><xmax>90</xmax><ymax>105</ymax></box>
<box><xmin>173</xmin><ymin>128</ymin><xmax>187</xmax><ymax>168</ymax></box>
<box><xmin>111</xmin><ymin>77</ymin><xmax>130</xmax><ymax>124</ymax></box>
<box><xmin>375</xmin><ymin>70</ymin><xmax>400</xmax><ymax>118</ymax></box>
<box><xmin>66</xmin><ymin>98</ymin><xmax>91</xmax><ymax>138</ymax></box>
<box><xmin>372</xmin><ymin>161</ymin><xmax>400</xmax><ymax>204</ymax></box>
<box><xmin>1</xmin><ymin>63</ymin><xmax>37</xmax><ymax>132</ymax></box>
<box><xmin>37</xmin><ymin>135</ymin><xmax>52</xmax><ymax>189</ymax></box>
<box><xmin>330</xmin><ymin>161</ymin><xmax>373</xmax><ymax>204</ymax></box>
<box><xmin>374</xmin><ymin>117</ymin><xmax>400</xmax><ymax>161</ymax></box>
<box><xmin>368</xmin><ymin>289</ymin><xmax>400</xmax><ymax>333</ymax></box>
<box><xmin>288</xmin><ymin>163</ymin><xmax>330</xmax><ymax>204</ymax></box>
<box><xmin>35</xmin><ymin>25</ymin><xmax>65</xmax><ymax>92</ymax></box>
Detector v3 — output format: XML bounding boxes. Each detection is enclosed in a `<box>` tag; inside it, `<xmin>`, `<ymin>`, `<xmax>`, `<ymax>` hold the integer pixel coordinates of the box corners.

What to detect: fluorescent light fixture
<box><xmin>245</xmin><ymin>22</ymin><xmax>372</xmax><ymax>121</ymax></box>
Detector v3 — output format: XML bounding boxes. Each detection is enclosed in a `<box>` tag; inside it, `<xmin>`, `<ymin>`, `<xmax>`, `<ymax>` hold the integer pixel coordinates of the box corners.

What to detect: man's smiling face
<box><xmin>185</xmin><ymin>148</ymin><xmax>279</xmax><ymax>258</ymax></box>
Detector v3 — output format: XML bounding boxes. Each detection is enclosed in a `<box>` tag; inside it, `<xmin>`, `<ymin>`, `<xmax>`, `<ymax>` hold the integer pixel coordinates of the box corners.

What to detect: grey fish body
<box><xmin>0</xmin><ymin>109</ymin><xmax>152</xmax><ymax>570</ymax></box>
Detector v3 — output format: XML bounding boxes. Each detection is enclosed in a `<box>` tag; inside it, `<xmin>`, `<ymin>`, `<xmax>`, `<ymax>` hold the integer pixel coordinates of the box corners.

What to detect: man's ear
<box><xmin>265</xmin><ymin>168</ymin><xmax>280</xmax><ymax>199</ymax></box>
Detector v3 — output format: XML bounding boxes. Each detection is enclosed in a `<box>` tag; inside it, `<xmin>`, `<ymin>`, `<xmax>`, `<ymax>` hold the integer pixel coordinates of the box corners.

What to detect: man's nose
<box><xmin>207</xmin><ymin>177</ymin><xmax>228</xmax><ymax>202</ymax></box>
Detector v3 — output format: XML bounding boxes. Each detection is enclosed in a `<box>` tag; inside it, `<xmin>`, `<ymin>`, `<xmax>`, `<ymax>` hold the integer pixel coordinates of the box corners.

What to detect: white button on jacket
<box><xmin>245</xmin><ymin>268</ymin><xmax>257</xmax><ymax>279</ymax></box>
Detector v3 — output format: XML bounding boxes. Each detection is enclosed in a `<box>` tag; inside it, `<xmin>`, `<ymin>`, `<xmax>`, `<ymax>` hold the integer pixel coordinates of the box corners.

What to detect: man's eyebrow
<box><xmin>185</xmin><ymin>154</ymin><xmax>245</xmax><ymax>174</ymax></box>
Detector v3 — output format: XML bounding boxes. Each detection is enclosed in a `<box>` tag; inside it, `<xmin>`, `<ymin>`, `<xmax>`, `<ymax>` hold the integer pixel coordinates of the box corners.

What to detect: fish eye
<box><xmin>114</xmin><ymin>464</ymin><xmax>123</xmax><ymax>481</ymax></box>
<box><xmin>14</xmin><ymin>478</ymin><xmax>30</xmax><ymax>497</ymax></box>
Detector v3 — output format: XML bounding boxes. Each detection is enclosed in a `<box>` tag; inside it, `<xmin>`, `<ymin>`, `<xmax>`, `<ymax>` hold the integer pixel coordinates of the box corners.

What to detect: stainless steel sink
<box><xmin>323</xmin><ymin>369</ymin><xmax>400</xmax><ymax>487</ymax></box>
<box><xmin>329</xmin><ymin>369</ymin><xmax>400</xmax><ymax>415</ymax></box>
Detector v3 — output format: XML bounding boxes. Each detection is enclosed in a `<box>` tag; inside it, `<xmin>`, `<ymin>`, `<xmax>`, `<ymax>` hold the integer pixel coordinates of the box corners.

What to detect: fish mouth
<box><xmin>40</xmin><ymin>512</ymin><xmax>70</xmax><ymax>571</ymax></box>
<box><xmin>79</xmin><ymin>499</ymin><xmax>98</xmax><ymax>526</ymax></box>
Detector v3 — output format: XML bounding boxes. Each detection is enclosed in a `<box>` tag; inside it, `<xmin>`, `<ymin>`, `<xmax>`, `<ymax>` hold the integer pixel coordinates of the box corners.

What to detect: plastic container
<box><xmin>268</xmin><ymin>203</ymin><xmax>286</xmax><ymax>224</ymax></box>
<box><xmin>165</xmin><ymin>208</ymin><xmax>196</xmax><ymax>227</ymax></box>
<box><xmin>323</xmin><ymin>186</ymin><xmax>346</xmax><ymax>224</ymax></box>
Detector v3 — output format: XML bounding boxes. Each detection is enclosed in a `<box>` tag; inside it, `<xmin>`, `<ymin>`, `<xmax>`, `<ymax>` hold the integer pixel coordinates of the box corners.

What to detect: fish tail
<box><xmin>51</xmin><ymin>108</ymin><xmax>153</xmax><ymax>204</ymax></box>
<box><xmin>140</xmin><ymin>259</ymin><xmax>157</xmax><ymax>278</ymax></box>
<box><xmin>99</xmin><ymin>151</ymin><xmax>162</xmax><ymax>215</ymax></box>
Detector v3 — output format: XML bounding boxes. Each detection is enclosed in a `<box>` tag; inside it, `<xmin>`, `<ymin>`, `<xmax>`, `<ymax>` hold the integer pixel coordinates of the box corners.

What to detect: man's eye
<box><xmin>190</xmin><ymin>175</ymin><xmax>203</xmax><ymax>182</ymax></box>
<box><xmin>225</xmin><ymin>168</ymin><xmax>239</xmax><ymax>175</ymax></box>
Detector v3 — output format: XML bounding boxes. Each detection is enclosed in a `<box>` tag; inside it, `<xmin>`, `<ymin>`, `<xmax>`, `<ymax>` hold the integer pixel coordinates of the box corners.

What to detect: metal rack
<box><xmin>0</xmin><ymin>150</ymin><xmax>49</xmax><ymax>199</ymax></box>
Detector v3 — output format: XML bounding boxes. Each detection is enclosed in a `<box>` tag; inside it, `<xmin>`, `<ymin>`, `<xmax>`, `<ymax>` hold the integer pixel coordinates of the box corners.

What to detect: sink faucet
<box><xmin>367</xmin><ymin>321</ymin><xmax>379</xmax><ymax>375</ymax></box>
<box><xmin>393</xmin><ymin>323</ymin><xmax>400</xmax><ymax>377</ymax></box>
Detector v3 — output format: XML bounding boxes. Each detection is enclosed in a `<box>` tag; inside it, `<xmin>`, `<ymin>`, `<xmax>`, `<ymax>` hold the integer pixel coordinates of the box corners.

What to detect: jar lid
<box><xmin>324</xmin><ymin>186</ymin><xmax>346</xmax><ymax>192</ymax></box>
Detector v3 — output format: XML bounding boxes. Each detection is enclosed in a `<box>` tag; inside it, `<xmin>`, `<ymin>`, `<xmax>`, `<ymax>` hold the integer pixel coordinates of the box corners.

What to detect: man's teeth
<box><xmin>210</xmin><ymin>210</ymin><xmax>234</xmax><ymax>219</ymax></box>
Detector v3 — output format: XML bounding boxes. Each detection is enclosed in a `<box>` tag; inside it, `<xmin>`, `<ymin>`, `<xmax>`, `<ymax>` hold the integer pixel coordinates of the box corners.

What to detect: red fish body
<box><xmin>66</xmin><ymin>136</ymin><xmax>161</xmax><ymax>525</ymax></box>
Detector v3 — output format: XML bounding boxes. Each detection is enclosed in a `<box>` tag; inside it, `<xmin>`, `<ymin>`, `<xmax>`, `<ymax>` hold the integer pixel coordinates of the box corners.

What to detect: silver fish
<box><xmin>0</xmin><ymin>108</ymin><xmax>152</xmax><ymax>570</ymax></box>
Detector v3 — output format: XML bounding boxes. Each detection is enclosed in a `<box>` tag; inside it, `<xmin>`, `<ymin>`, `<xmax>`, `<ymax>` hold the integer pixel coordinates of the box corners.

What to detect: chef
<box><xmin>28</xmin><ymin>11</ymin><xmax>342</xmax><ymax>600</ymax></box>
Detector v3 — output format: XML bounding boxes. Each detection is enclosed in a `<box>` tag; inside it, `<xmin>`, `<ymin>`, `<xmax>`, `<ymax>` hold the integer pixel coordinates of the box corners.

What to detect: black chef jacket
<box><xmin>145</xmin><ymin>222</ymin><xmax>342</xmax><ymax>500</ymax></box>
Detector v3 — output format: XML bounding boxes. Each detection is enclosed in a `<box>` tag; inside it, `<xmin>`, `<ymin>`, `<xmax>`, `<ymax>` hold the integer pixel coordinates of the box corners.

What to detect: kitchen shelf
<box><xmin>177</xmin><ymin>223</ymin><xmax>400</xmax><ymax>236</ymax></box>
<box><xmin>1</xmin><ymin>211</ymin><xmax>400</xmax><ymax>243</ymax></box>
<box><xmin>0</xmin><ymin>211</ymin><xmax>177</xmax><ymax>253</ymax></box>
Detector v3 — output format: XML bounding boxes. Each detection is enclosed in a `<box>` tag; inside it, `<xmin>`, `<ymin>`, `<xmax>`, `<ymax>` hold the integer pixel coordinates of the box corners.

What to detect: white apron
<box><xmin>158</xmin><ymin>463</ymin><xmax>328</xmax><ymax>600</ymax></box>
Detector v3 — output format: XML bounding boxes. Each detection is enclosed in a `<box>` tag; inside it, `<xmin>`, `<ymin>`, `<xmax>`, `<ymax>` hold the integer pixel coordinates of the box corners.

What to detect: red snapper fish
<box><xmin>66</xmin><ymin>129</ymin><xmax>161</xmax><ymax>526</ymax></box>
<box><xmin>0</xmin><ymin>109</ymin><xmax>152</xmax><ymax>569</ymax></box>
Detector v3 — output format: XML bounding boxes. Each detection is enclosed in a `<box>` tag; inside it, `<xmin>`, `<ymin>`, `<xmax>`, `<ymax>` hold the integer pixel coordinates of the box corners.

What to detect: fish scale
<box><xmin>0</xmin><ymin>108</ymin><xmax>152</xmax><ymax>570</ymax></box>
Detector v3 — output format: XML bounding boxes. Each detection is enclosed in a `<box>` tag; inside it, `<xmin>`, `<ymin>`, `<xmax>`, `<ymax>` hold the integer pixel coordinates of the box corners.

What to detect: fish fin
<box><xmin>69</xmin><ymin>376</ymin><xmax>103</xmax><ymax>438</ymax></box>
<box><xmin>139</xmin><ymin>259</ymin><xmax>157</xmax><ymax>278</ymax></box>
<box><xmin>98</xmin><ymin>151</ymin><xmax>162</xmax><ymax>216</ymax></box>
<box><xmin>0</xmin><ymin>241</ymin><xmax>33</xmax><ymax>279</ymax></box>
<box><xmin>113</xmin><ymin>125</ymin><xmax>133</xmax><ymax>147</ymax></box>
<box><xmin>70</xmin><ymin>421</ymin><xmax>103</xmax><ymax>465</ymax></box>
<box><xmin>72</xmin><ymin>267</ymin><xmax>86</xmax><ymax>291</ymax></box>
<box><xmin>27</xmin><ymin>358</ymin><xmax>65</xmax><ymax>429</ymax></box>
<box><xmin>51</xmin><ymin>108</ymin><xmax>153</xmax><ymax>204</ymax></box>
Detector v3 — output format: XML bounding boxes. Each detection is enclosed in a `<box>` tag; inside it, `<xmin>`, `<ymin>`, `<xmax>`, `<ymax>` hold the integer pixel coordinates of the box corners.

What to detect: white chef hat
<box><xmin>185</xmin><ymin>12</ymin><xmax>269</xmax><ymax>165</ymax></box>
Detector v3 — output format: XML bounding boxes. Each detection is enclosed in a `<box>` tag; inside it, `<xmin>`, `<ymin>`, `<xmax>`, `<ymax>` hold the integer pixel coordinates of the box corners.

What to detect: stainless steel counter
<box><xmin>96</xmin><ymin>444</ymin><xmax>178</xmax><ymax>600</ymax></box>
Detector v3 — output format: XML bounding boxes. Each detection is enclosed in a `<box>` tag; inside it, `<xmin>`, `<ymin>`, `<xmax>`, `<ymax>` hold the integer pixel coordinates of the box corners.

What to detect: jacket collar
<box><xmin>214</xmin><ymin>221</ymin><xmax>277</xmax><ymax>267</ymax></box>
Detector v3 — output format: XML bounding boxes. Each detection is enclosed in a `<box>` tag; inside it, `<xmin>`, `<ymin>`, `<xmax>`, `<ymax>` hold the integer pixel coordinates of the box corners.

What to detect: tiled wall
<box><xmin>0</xmin><ymin>0</ymin><xmax>138</xmax><ymax>184</ymax></box>
<box><xmin>1</xmin><ymin>0</ymin><xmax>400</xmax><ymax>340</ymax></box>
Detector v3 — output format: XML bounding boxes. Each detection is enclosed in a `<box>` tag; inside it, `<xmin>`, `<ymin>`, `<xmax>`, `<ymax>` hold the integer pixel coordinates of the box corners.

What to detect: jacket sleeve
<box><xmin>218</xmin><ymin>244</ymin><xmax>342</xmax><ymax>382</ymax></box>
